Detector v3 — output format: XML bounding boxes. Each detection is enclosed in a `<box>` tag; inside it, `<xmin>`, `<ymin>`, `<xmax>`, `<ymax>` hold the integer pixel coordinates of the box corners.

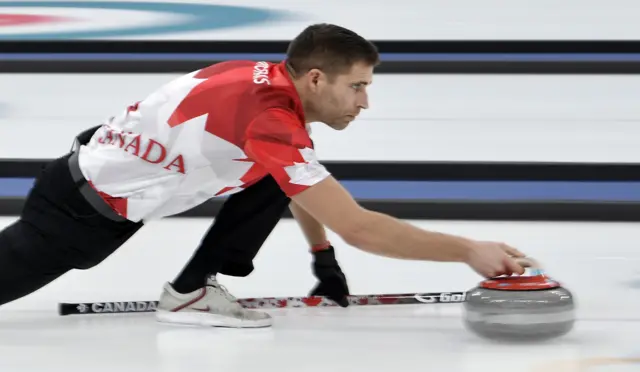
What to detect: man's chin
<box><xmin>329</xmin><ymin>122</ymin><xmax>349</xmax><ymax>131</ymax></box>
<box><xmin>328</xmin><ymin>117</ymin><xmax>354</xmax><ymax>130</ymax></box>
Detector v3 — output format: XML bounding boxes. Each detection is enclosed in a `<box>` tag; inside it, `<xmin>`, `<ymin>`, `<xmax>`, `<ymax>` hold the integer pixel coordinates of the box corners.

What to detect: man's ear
<box><xmin>307</xmin><ymin>68</ymin><xmax>324</xmax><ymax>91</ymax></box>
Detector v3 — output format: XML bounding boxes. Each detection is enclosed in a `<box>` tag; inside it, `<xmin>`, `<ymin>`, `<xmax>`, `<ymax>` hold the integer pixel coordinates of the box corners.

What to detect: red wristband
<box><xmin>311</xmin><ymin>241</ymin><xmax>331</xmax><ymax>252</ymax></box>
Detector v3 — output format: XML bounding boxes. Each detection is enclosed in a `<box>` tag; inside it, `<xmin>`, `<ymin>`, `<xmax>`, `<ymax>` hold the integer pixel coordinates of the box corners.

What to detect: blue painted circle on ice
<box><xmin>0</xmin><ymin>1</ymin><xmax>287</xmax><ymax>39</ymax></box>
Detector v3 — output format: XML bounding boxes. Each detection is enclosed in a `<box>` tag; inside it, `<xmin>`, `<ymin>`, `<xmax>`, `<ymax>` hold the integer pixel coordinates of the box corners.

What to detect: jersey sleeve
<box><xmin>244</xmin><ymin>108</ymin><xmax>331</xmax><ymax>197</ymax></box>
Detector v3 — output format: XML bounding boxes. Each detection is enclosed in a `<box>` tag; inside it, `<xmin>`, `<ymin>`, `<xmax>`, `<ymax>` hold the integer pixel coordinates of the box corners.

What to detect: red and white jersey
<box><xmin>77</xmin><ymin>61</ymin><xmax>330</xmax><ymax>222</ymax></box>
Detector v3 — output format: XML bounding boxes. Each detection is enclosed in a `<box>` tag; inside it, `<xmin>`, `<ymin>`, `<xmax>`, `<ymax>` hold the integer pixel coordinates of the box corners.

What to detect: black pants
<box><xmin>0</xmin><ymin>153</ymin><xmax>290</xmax><ymax>307</ymax></box>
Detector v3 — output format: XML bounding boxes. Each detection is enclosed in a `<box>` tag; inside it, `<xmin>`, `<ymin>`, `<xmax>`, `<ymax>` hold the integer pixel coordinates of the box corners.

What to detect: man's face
<box><xmin>308</xmin><ymin>62</ymin><xmax>373</xmax><ymax>130</ymax></box>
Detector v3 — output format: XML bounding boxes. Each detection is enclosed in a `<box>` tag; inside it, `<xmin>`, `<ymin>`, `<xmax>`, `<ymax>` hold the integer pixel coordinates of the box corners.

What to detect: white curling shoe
<box><xmin>155</xmin><ymin>275</ymin><xmax>272</xmax><ymax>328</ymax></box>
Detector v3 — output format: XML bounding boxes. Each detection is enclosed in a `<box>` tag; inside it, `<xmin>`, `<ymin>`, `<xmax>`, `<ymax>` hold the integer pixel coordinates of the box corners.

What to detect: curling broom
<box><xmin>58</xmin><ymin>291</ymin><xmax>467</xmax><ymax>316</ymax></box>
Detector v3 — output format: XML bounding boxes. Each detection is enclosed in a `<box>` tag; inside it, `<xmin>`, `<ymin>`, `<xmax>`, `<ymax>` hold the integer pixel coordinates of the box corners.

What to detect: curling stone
<box><xmin>463</xmin><ymin>257</ymin><xmax>575</xmax><ymax>341</ymax></box>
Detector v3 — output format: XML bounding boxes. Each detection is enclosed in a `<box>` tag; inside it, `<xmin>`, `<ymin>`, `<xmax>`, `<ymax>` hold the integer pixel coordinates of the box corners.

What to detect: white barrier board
<box><xmin>1</xmin><ymin>73</ymin><xmax>639</xmax><ymax>163</ymax></box>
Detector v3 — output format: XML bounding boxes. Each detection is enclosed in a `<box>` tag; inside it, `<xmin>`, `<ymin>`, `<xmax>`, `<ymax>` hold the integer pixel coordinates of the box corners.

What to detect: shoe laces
<box><xmin>210</xmin><ymin>282</ymin><xmax>237</xmax><ymax>302</ymax></box>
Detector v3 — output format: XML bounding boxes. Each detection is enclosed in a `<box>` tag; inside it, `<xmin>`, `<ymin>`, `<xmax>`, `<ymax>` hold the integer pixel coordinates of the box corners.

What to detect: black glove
<box><xmin>309</xmin><ymin>246</ymin><xmax>350</xmax><ymax>307</ymax></box>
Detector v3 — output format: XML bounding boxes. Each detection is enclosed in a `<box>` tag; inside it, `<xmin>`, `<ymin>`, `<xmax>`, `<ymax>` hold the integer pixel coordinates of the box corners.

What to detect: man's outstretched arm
<box><xmin>290</xmin><ymin>176</ymin><xmax>525</xmax><ymax>278</ymax></box>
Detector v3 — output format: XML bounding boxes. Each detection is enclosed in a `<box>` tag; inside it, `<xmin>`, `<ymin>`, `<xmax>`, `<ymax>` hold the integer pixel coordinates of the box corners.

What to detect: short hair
<box><xmin>285</xmin><ymin>23</ymin><xmax>380</xmax><ymax>77</ymax></box>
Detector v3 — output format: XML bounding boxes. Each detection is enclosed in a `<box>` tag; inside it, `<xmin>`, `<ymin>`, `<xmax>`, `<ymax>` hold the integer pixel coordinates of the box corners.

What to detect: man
<box><xmin>0</xmin><ymin>24</ymin><xmax>526</xmax><ymax>328</ymax></box>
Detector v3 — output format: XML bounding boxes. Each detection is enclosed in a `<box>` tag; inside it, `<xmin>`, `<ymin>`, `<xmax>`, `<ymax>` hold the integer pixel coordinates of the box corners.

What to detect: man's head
<box><xmin>285</xmin><ymin>24</ymin><xmax>380</xmax><ymax>130</ymax></box>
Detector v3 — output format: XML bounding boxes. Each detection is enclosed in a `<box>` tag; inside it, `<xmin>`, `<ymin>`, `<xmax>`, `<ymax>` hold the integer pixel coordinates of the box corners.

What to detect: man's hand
<box><xmin>289</xmin><ymin>201</ymin><xmax>351</xmax><ymax>306</ymax></box>
<box><xmin>309</xmin><ymin>246</ymin><xmax>350</xmax><ymax>307</ymax></box>
<box><xmin>464</xmin><ymin>241</ymin><xmax>526</xmax><ymax>278</ymax></box>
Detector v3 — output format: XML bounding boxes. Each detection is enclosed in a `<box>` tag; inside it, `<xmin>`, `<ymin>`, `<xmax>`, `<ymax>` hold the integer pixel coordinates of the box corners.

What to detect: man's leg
<box><xmin>0</xmin><ymin>154</ymin><xmax>142</xmax><ymax>307</ymax></box>
<box><xmin>171</xmin><ymin>175</ymin><xmax>291</xmax><ymax>294</ymax></box>
<box><xmin>0</xmin><ymin>220</ymin><xmax>72</xmax><ymax>306</ymax></box>
<box><xmin>156</xmin><ymin>176</ymin><xmax>289</xmax><ymax>328</ymax></box>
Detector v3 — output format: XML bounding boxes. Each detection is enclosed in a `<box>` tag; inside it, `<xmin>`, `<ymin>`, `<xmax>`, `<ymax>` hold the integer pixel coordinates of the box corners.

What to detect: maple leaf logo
<box><xmin>166</xmin><ymin>63</ymin><xmax>244</xmax><ymax>145</ymax></box>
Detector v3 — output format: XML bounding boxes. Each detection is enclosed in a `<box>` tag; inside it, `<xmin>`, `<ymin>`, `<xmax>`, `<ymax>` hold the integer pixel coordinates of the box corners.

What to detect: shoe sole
<box><xmin>155</xmin><ymin>309</ymin><xmax>272</xmax><ymax>328</ymax></box>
